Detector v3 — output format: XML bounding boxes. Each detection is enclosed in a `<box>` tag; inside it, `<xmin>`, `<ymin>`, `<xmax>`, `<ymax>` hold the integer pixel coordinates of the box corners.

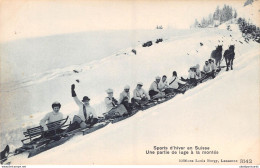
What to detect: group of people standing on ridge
<box><xmin>39</xmin><ymin>58</ymin><xmax>220</xmax><ymax>133</ymax></box>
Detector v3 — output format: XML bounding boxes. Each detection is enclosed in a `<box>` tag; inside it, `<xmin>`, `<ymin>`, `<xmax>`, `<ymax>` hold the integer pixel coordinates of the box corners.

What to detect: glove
<box><xmin>112</xmin><ymin>98</ymin><xmax>118</xmax><ymax>104</ymax></box>
<box><xmin>43</xmin><ymin>125</ymin><xmax>48</xmax><ymax>131</ymax></box>
<box><xmin>123</xmin><ymin>97</ymin><xmax>128</xmax><ymax>101</ymax></box>
<box><xmin>71</xmin><ymin>84</ymin><xmax>75</xmax><ymax>90</ymax></box>
<box><xmin>71</xmin><ymin>84</ymin><xmax>76</xmax><ymax>97</ymax></box>
<box><xmin>141</xmin><ymin>97</ymin><xmax>146</xmax><ymax>101</ymax></box>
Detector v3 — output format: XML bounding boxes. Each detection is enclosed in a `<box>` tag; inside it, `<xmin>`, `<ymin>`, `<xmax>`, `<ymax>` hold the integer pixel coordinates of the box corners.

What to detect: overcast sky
<box><xmin>0</xmin><ymin>0</ymin><xmax>245</xmax><ymax>42</ymax></box>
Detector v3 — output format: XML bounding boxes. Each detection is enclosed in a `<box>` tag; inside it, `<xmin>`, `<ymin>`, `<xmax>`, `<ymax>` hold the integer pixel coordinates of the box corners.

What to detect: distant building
<box><xmin>156</xmin><ymin>25</ymin><xmax>163</xmax><ymax>29</ymax></box>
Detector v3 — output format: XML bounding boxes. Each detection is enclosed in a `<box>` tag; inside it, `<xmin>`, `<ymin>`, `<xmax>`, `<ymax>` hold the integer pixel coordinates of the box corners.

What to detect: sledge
<box><xmin>52</xmin><ymin>118</ymin><xmax>111</xmax><ymax>136</ymax></box>
<box><xmin>112</xmin><ymin>108</ymin><xmax>139</xmax><ymax>124</ymax></box>
<box><xmin>141</xmin><ymin>100</ymin><xmax>159</xmax><ymax>110</ymax></box>
<box><xmin>198</xmin><ymin>67</ymin><xmax>223</xmax><ymax>83</ymax></box>
<box><xmin>13</xmin><ymin>116</ymin><xmax>70</xmax><ymax>157</ymax></box>
<box><xmin>141</xmin><ymin>66</ymin><xmax>225</xmax><ymax>112</ymax></box>
<box><xmin>141</xmin><ymin>92</ymin><xmax>179</xmax><ymax>111</ymax></box>
<box><xmin>21</xmin><ymin>116</ymin><xmax>69</xmax><ymax>145</ymax></box>
<box><xmin>182</xmin><ymin>66</ymin><xmax>225</xmax><ymax>91</ymax></box>
<box><xmin>82</xmin><ymin>121</ymin><xmax>110</xmax><ymax>135</ymax></box>
<box><xmin>27</xmin><ymin>134</ymin><xmax>74</xmax><ymax>158</ymax></box>
<box><xmin>1</xmin><ymin>118</ymin><xmax>111</xmax><ymax>164</ymax></box>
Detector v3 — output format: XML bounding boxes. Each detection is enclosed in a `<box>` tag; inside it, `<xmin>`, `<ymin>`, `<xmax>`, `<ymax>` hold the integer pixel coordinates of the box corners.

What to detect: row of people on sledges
<box><xmin>102</xmin><ymin>58</ymin><xmax>219</xmax><ymax>120</ymax></box>
<box><xmin>0</xmin><ymin>58</ymin><xmax>221</xmax><ymax>161</ymax></box>
<box><xmin>38</xmin><ymin>58</ymin><xmax>220</xmax><ymax>136</ymax></box>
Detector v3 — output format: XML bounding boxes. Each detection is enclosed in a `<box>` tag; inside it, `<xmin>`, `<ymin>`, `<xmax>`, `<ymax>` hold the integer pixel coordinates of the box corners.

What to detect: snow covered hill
<box><xmin>3</xmin><ymin>22</ymin><xmax>259</xmax><ymax>164</ymax></box>
<box><xmin>0</xmin><ymin>28</ymin><xmax>228</xmax><ymax>136</ymax></box>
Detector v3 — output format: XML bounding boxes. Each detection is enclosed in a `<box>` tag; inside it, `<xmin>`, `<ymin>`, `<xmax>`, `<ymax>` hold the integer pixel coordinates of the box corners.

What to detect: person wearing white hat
<box><xmin>149</xmin><ymin>76</ymin><xmax>165</xmax><ymax>99</ymax></box>
<box><xmin>40</xmin><ymin>101</ymin><xmax>63</xmax><ymax>131</ymax></box>
<box><xmin>105</xmin><ymin>88</ymin><xmax>118</xmax><ymax>112</ymax></box>
<box><xmin>118</xmin><ymin>85</ymin><xmax>132</xmax><ymax>112</ymax></box>
<box><xmin>132</xmin><ymin>82</ymin><xmax>150</xmax><ymax>106</ymax></box>
<box><xmin>103</xmin><ymin>88</ymin><xmax>128</xmax><ymax>119</ymax></box>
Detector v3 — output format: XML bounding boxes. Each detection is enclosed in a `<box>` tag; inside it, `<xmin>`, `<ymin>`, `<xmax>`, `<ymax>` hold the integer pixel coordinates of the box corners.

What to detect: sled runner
<box><xmin>82</xmin><ymin>121</ymin><xmax>110</xmax><ymax>135</ymax></box>
<box><xmin>112</xmin><ymin>108</ymin><xmax>139</xmax><ymax>124</ymax></box>
<box><xmin>27</xmin><ymin>119</ymin><xmax>111</xmax><ymax>156</ymax></box>
<box><xmin>141</xmin><ymin>92</ymin><xmax>179</xmax><ymax>111</ymax></box>
<box><xmin>27</xmin><ymin>134</ymin><xmax>74</xmax><ymax>158</ymax></box>
<box><xmin>141</xmin><ymin>99</ymin><xmax>159</xmax><ymax>110</ymax></box>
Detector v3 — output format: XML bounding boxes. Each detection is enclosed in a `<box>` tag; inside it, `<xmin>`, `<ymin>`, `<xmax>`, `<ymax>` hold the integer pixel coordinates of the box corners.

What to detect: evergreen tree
<box><xmin>213</xmin><ymin>6</ymin><xmax>221</xmax><ymax>20</ymax></box>
<box><xmin>192</xmin><ymin>4</ymin><xmax>237</xmax><ymax>28</ymax></box>
<box><xmin>244</xmin><ymin>0</ymin><xmax>254</xmax><ymax>6</ymax></box>
<box><xmin>234</xmin><ymin>10</ymin><xmax>237</xmax><ymax>18</ymax></box>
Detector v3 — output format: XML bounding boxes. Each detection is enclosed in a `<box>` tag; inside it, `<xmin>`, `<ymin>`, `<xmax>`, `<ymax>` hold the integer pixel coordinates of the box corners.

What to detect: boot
<box><xmin>0</xmin><ymin>145</ymin><xmax>9</xmax><ymax>160</ymax></box>
<box><xmin>64</xmin><ymin>122</ymin><xmax>80</xmax><ymax>133</ymax></box>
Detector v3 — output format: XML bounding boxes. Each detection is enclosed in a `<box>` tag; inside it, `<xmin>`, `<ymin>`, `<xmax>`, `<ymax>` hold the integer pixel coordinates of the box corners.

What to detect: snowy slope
<box><xmin>5</xmin><ymin>23</ymin><xmax>260</xmax><ymax>164</ymax></box>
<box><xmin>0</xmin><ymin>28</ymin><xmax>233</xmax><ymax>140</ymax></box>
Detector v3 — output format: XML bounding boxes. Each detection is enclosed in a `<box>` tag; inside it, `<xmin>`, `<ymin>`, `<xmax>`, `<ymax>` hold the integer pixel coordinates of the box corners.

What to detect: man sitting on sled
<box><xmin>66</xmin><ymin>84</ymin><xmax>98</xmax><ymax>132</ymax></box>
<box><xmin>148</xmin><ymin>76</ymin><xmax>166</xmax><ymax>100</ymax></box>
<box><xmin>132</xmin><ymin>82</ymin><xmax>151</xmax><ymax>107</ymax></box>
<box><xmin>168</xmin><ymin>71</ymin><xmax>186</xmax><ymax>94</ymax></box>
<box><xmin>103</xmin><ymin>88</ymin><xmax>128</xmax><ymax>119</ymax></box>
<box><xmin>118</xmin><ymin>85</ymin><xmax>132</xmax><ymax>113</ymax></box>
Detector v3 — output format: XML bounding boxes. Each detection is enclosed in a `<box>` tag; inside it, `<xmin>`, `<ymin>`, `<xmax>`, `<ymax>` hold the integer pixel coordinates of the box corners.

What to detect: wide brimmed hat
<box><xmin>82</xmin><ymin>96</ymin><xmax>90</xmax><ymax>102</ymax></box>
